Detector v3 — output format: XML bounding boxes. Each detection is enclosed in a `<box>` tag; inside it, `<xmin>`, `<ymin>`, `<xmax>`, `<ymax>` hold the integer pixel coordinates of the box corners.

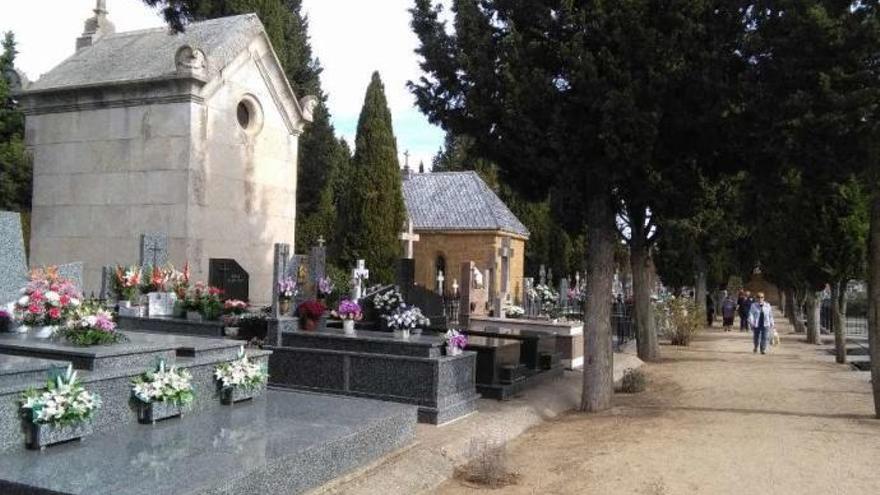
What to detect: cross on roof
<box><xmin>399</xmin><ymin>219</ymin><xmax>420</xmax><ymax>259</ymax></box>
<box><xmin>403</xmin><ymin>150</ymin><xmax>410</xmax><ymax>169</ymax></box>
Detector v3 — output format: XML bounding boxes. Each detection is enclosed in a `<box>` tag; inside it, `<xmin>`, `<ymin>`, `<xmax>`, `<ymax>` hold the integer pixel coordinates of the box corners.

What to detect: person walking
<box><xmin>738</xmin><ymin>290</ymin><xmax>753</xmax><ymax>332</ymax></box>
<box><xmin>748</xmin><ymin>292</ymin><xmax>775</xmax><ymax>354</ymax></box>
<box><xmin>721</xmin><ymin>295</ymin><xmax>737</xmax><ymax>331</ymax></box>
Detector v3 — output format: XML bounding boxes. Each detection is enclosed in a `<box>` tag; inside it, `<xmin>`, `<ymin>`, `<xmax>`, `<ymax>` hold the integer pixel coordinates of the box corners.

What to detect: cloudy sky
<box><xmin>1</xmin><ymin>0</ymin><xmax>444</xmax><ymax>169</ymax></box>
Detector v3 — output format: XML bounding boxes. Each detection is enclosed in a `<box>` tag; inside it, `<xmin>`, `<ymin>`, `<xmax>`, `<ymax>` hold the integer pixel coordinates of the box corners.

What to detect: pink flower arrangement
<box><xmin>331</xmin><ymin>299</ymin><xmax>362</xmax><ymax>321</ymax></box>
<box><xmin>223</xmin><ymin>299</ymin><xmax>248</xmax><ymax>315</ymax></box>
<box><xmin>14</xmin><ymin>266</ymin><xmax>82</xmax><ymax>327</ymax></box>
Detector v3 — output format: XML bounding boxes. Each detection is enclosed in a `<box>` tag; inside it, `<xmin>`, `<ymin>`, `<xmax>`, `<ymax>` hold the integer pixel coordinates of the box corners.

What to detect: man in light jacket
<box><xmin>748</xmin><ymin>292</ymin><xmax>775</xmax><ymax>354</ymax></box>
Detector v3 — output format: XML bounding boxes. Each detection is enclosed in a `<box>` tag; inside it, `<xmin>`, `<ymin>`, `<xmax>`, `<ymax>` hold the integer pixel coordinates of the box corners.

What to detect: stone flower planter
<box><xmin>220</xmin><ymin>386</ymin><xmax>264</xmax><ymax>405</ymax></box>
<box><xmin>186</xmin><ymin>311</ymin><xmax>203</xmax><ymax>322</ymax></box>
<box><xmin>137</xmin><ymin>401</ymin><xmax>184</xmax><ymax>424</ymax></box>
<box><xmin>26</xmin><ymin>421</ymin><xmax>93</xmax><ymax>450</ymax></box>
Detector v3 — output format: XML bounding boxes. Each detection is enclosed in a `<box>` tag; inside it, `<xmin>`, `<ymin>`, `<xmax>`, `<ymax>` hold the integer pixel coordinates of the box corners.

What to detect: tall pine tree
<box><xmin>338</xmin><ymin>72</ymin><xmax>406</xmax><ymax>283</ymax></box>
<box><xmin>0</xmin><ymin>31</ymin><xmax>30</xmax><ymax>212</ymax></box>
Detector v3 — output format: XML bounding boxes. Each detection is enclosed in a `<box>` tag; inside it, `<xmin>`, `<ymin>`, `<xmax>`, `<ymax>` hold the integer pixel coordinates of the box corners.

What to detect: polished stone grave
<box><xmin>465</xmin><ymin>327</ymin><xmax>561</xmax><ymax>371</ymax></box>
<box><xmin>0</xmin><ymin>388</ymin><xmax>416</xmax><ymax>495</ymax></box>
<box><xmin>117</xmin><ymin>315</ymin><xmax>227</xmax><ymax>338</ymax></box>
<box><xmin>0</xmin><ymin>332</ymin><xmax>242</xmax><ymax>371</ymax></box>
<box><xmin>465</xmin><ymin>335</ymin><xmax>564</xmax><ymax>400</ymax></box>
<box><xmin>0</xmin><ymin>355</ymin><xmax>70</xmax><ymax>389</ymax></box>
<box><xmin>268</xmin><ymin>328</ymin><xmax>479</xmax><ymax>424</ymax></box>
<box><xmin>0</xmin><ymin>332</ymin><xmax>269</xmax><ymax>452</ymax></box>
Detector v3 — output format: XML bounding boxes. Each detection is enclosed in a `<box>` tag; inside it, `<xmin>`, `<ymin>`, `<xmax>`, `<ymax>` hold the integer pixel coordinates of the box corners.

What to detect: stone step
<box><xmin>0</xmin><ymin>389</ymin><xmax>416</xmax><ymax>495</ymax></box>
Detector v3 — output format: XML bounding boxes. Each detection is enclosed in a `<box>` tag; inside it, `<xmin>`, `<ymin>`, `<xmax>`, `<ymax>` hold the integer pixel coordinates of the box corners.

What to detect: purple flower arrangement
<box><xmin>332</xmin><ymin>299</ymin><xmax>362</xmax><ymax>321</ymax></box>
<box><xmin>444</xmin><ymin>329</ymin><xmax>468</xmax><ymax>350</ymax></box>
<box><xmin>317</xmin><ymin>277</ymin><xmax>335</xmax><ymax>297</ymax></box>
<box><xmin>277</xmin><ymin>277</ymin><xmax>298</xmax><ymax>301</ymax></box>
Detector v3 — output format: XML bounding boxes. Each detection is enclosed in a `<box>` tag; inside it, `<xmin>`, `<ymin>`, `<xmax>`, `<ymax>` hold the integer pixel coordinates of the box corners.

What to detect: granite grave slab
<box><xmin>0</xmin><ymin>355</ymin><xmax>71</xmax><ymax>390</ymax></box>
<box><xmin>0</xmin><ymin>388</ymin><xmax>416</xmax><ymax>494</ymax></box>
<box><xmin>117</xmin><ymin>315</ymin><xmax>227</xmax><ymax>338</ymax></box>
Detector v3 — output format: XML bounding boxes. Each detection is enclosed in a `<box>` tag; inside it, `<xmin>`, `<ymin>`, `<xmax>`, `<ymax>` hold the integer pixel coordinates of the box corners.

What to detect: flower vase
<box><xmin>301</xmin><ymin>318</ymin><xmax>318</xmax><ymax>332</ymax></box>
<box><xmin>137</xmin><ymin>401</ymin><xmax>183</xmax><ymax>424</ymax></box>
<box><xmin>186</xmin><ymin>311</ymin><xmax>203</xmax><ymax>322</ymax></box>
<box><xmin>220</xmin><ymin>386</ymin><xmax>262</xmax><ymax>405</ymax></box>
<box><xmin>393</xmin><ymin>329</ymin><xmax>410</xmax><ymax>340</ymax></box>
<box><xmin>342</xmin><ymin>319</ymin><xmax>355</xmax><ymax>335</ymax></box>
<box><xmin>446</xmin><ymin>345</ymin><xmax>463</xmax><ymax>357</ymax></box>
<box><xmin>412</xmin><ymin>328</ymin><xmax>423</xmax><ymax>336</ymax></box>
<box><xmin>30</xmin><ymin>325</ymin><xmax>57</xmax><ymax>339</ymax></box>
<box><xmin>26</xmin><ymin>421</ymin><xmax>93</xmax><ymax>450</ymax></box>
<box><xmin>279</xmin><ymin>299</ymin><xmax>292</xmax><ymax>316</ymax></box>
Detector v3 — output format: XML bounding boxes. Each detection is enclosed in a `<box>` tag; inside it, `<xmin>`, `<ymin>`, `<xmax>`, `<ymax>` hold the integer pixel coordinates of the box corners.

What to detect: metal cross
<box><xmin>398</xmin><ymin>220</ymin><xmax>420</xmax><ymax>259</ymax></box>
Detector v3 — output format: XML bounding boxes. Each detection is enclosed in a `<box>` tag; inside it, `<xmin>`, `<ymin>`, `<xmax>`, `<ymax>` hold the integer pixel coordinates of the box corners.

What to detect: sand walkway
<box><xmin>435</xmin><ymin>314</ymin><xmax>879</xmax><ymax>495</ymax></box>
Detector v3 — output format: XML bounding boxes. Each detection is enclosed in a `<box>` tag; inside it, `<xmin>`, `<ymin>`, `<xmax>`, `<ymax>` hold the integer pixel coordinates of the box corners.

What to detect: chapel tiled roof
<box><xmin>26</xmin><ymin>14</ymin><xmax>263</xmax><ymax>92</ymax></box>
<box><xmin>402</xmin><ymin>171</ymin><xmax>530</xmax><ymax>238</ymax></box>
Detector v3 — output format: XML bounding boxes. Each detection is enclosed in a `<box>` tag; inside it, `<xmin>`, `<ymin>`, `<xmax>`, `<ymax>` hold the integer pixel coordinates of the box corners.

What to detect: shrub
<box><xmin>656</xmin><ymin>296</ymin><xmax>702</xmax><ymax>346</ymax></box>
<box><xmin>620</xmin><ymin>368</ymin><xmax>646</xmax><ymax>393</ymax></box>
<box><xmin>455</xmin><ymin>437</ymin><xmax>519</xmax><ymax>489</ymax></box>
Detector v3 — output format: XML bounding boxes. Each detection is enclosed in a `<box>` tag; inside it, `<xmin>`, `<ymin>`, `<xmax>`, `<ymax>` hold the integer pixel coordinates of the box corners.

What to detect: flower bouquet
<box><xmin>58</xmin><ymin>303</ymin><xmax>126</xmax><ymax>346</ymax></box>
<box><xmin>142</xmin><ymin>265</ymin><xmax>180</xmax><ymax>317</ymax></box>
<box><xmin>214</xmin><ymin>346</ymin><xmax>268</xmax><ymax>404</ymax></box>
<box><xmin>114</xmin><ymin>265</ymin><xmax>142</xmax><ymax>309</ymax></box>
<box><xmin>277</xmin><ymin>277</ymin><xmax>298</xmax><ymax>315</ymax></box>
<box><xmin>372</xmin><ymin>287</ymin><xmax>404</xmax><ymax>315</ymax></box>
<box><xmin>504</xmin><ymin>305</ymin><xmax>525</xmax><ymax>318</ymax></box>
<box><xmin>444</xmin><ymin>329</ymin><xmax>468</xmax><ymax>356</ymax></box>
<box><xmin>331</xmin><ymin>299</ymin><xmax>362</xmax><ymax>334</ymax></box>
<box><xmin>182</xmin><ymin>282</ymin><xmax>223</xmax><ymax>321</ymax></box>
<box><xmin>223</xmin><ymin>299</ymin><xmax>248</xmax><ymax>315</ymax></box>
<box><xmin>21</xmin><ymin>365</ymin><xmax>100</xmax><ymax>449</ymax></box>
<box><xmin>385</xmin><ymin>304</ymin><xmax>430</xmax><ymax>339</ymax></box>
<box><xmin>14</xmin><ymin>267</ymin><xmax>82</xmax><ymax>338</ymax></box>
<box><xmin>317</xmin><ymin>276</ymin><xmax>335</xmax><ymax>300</ymax></box>
<box><xmin>296</xmin><ymin>299</ymin><xmax>326</xmax><ymax>331</ymax></box>
<box><xmin>529</xmin><ymin>284</ymin><xmax>559</xmax><ymax>316</ymax></box>
<box><xmin>131</xmin><ymin>359</ymin><xmax>194</xmax><ymax>424</ymax></box>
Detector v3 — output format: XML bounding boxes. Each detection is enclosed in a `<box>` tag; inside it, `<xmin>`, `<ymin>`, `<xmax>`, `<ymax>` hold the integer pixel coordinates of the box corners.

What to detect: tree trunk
<box><xmin>805</xmin><ymin>291</ymin><xmax>821</xmax><ymax>344</ymax></box>
<box><xmin>831</xmin><ymin>281</ymin><xmax>847</xmax><ymax>364</ymax></box>
<box><xmin>631</xmin><ymin>242</ymin><xmax>659</xmax><ymax>361</ymax></box>
<box><xmin>694</xmin><ymin>256</ymin><xmax>708</xmax><ymax>322</ymax></box>
<box><xmin>580</xmin><ymin>194</ymin><xmax>615</xmax><ymax>413</ymax></box>
<box><xmin>784</xmin><ymin>288</ymin><xmax>796</xmax><ymax>324</ymax></box>
<box><xmin>867</xmin><ymin>190</ymin><xmax>880</xmax><ymax>418</ymax></box>
<box><xmin>792</xmin><ymin>290</ymin><xmax>806</xmax><ymax>333</ymax></box>
<box><xmin>629</xmin><ymin>206</ymin><xmax>659</xmax><ymax>362</ymax></box>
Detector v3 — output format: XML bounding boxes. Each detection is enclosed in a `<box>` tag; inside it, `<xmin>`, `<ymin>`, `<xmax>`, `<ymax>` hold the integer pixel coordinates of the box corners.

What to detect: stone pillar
<box><xmin>272</xmin><ymin>243</ymin><xmax>290</xmax><ymax>318</ymax></box>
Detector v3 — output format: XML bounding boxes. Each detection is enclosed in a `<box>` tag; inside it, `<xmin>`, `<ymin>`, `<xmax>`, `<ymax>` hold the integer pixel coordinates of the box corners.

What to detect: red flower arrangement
<box><xmin>296</xmin><ymin>300</ymin><xmax>326</xmax><ymax>320</ymax></box>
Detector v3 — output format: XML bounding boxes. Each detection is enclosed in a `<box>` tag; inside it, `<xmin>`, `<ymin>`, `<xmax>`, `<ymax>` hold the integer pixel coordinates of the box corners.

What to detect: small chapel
<box><xmin>18</xmin><ymin>1</ymin><xmax>315</xmax><ymax>301</ymax></box>
<box><xmin>401</xmin><ymin>169</ymin><xmax>529</xmax><ymax>303</ymax></box>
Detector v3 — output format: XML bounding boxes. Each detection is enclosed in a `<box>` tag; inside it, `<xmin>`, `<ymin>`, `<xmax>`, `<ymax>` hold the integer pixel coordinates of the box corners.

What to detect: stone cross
<box><xmin>452</xmin><ymin>278</ymin><xmax>459</xmax><ymax>296</ymax></box>
<box><xmin>317</xmin><ymin>236</ymin><xmax>325</xmax><ymax>247</ymax></box>
<box><xmin>498</xmin><ymin>237</ymin><xmax>514</xmax><ymax>294</ymax></box>
<box><xmin>351</xmin><ymin>259</ymin><xmax>369</xmax><ymax>300</ymax></box>
<box><xmin>398</xmin><ymin>220</ymin><xmax>420</xmax><ymax>259</ymax></box>
<box><xmin>403</xmin><ymin>150</ymin><xmax>410</xmax><ymax>168</ymax></box>
<box><xmin>548</xmin><ymin>268</ymin><xmax>554</xmax><ymax>286</ymax></box>
<box><xmin>539</xmin><ymin>265</ymin><xmax>546</xmax><ymax>285</ymax></box>
<box><xmin>436</xmin><ymin>270</ymin><xmax>445</xmax><ymax>295</ymax></box>
<box><xmin>140</xmin><ymin>233</ymin><xmax>168</xmax><ymax>268</ymax></box>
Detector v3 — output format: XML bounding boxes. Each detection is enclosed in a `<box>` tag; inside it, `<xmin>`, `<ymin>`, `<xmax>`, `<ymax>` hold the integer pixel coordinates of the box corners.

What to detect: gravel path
<box><xmin>434</xmin><ymin>313</ymin><xmax>879</xmax><ymax>495</ymax></box>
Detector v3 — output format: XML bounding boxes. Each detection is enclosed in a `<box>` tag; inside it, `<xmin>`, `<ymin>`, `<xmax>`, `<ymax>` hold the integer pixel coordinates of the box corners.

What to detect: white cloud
<box><xmin>2</xmin><ymin>0</ymin><xmax>444</xmax><ymax>168</ymax></box>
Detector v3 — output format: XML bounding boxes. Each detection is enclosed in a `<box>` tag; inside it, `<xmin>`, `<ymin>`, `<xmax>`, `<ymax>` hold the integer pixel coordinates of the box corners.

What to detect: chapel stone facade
<box><xmin>401</xmin><ymin>170</ymin><xmax>529</xmax><ymax>303</ymax></box>
<box><xmin>18</xmin><ymin>3</ymin><xmax>315</xmax><ymax>302</ymax></box>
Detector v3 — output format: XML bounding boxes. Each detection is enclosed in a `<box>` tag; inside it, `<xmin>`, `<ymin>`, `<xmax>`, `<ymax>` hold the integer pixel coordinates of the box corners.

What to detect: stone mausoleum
<box><xmin>402</xmin><ymin>170</ymin><xmax>529</xmax><ymax>302</ymax></box>
<box><xmin>18</xmin><ymin>2</ymin><xmax>315</xmax><ymax>302</ymax></box>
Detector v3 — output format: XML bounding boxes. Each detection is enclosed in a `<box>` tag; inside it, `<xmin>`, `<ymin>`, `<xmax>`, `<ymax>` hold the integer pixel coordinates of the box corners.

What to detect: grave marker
<box><xmin>208</xmin><ymin>259</ymin><xmax>249</xmax><ymax>301</ymax></box>
<box><xmin>139</xmin><ymin>233</ymin><xmax>168</xmax><ymax>267</ymax></box>
<box><xmin>57</xmin><ymin>262</ymin><xmax>84</xmax><ymax>293</ymax></box>
<box><xmin>351</xmin><ymin>260</ymin><xmax>369</xmax><ymax>300</ymax></box>
<box><xmin>0</xmin><ymin>211</ymin><xmax>28</xmax><ymax>306</ymax></box>
<box><xmin>398</xmin><ymin>220</ymin><xmax>420</xmax><ymax>259</ymax></box>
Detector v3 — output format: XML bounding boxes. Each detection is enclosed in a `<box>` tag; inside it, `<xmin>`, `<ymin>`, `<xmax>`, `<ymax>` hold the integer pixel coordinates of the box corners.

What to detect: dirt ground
<box><xmin>434</xmin><ymin>314</ymin><xmax>879</xmax><ymax>495</ymax></box>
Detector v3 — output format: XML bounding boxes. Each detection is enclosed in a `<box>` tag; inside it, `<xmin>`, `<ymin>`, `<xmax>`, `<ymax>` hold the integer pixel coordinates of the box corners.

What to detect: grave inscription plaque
<box><xmin>208</xmin><ymin>259</ymin><xmax>249</xmax><ymax>301</ymax></box>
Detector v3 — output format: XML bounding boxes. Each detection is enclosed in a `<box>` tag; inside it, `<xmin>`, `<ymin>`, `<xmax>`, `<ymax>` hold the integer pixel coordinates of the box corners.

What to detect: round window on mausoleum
<box><xmin>236</xmin><ymin>95</ymin><xmax>263</xmax><ymax>135</ymax></box>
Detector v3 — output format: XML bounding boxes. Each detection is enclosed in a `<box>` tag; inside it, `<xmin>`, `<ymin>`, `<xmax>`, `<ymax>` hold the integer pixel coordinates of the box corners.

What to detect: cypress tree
<box><xmin>0</xmin><ymin>31</ymin><xmax>30</xmax><ymax>212</ymax></box>
<box><xmin>339</xmin><ymin>71</ymin><xmax>406</xmax><ymax>282</ymax></box>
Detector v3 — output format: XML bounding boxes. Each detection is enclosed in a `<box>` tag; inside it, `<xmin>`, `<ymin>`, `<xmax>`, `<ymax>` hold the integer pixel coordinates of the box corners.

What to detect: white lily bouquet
<box><xmin>21</xmin><ymin>365</ymin><xmax>100</xmax><ymax>425</ymax></box>
<box><xmin>132</xmin><ymin>359</ymin><xmax>194</xmax><ymax>406</ymax></box>
<box><xmin>385</xmin><ymin>305</ymin><xmax>430</xmax><ymax>331</ymax></box>
<box><xmin>504</xmin><ymin>305</ymin><xmax>525</xmax><ymax>318</ymax></box>
<box><xmin>372</xmin><ymin>287</ymin><xmax>405</xmax><ymax>314</ymax></box>
<box><xmin>214</xmin><ymin>346</ymin><xmax>268</xmax><ymax>391</ymax></box>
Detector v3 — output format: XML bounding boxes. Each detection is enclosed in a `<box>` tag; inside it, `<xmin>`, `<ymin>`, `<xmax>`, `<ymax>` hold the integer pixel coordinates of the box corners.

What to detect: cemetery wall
<box><xmin>412</xmin><ymin>231</ymin><xmax>525</xmax><ymax>298</ymax></box>
<box><xmin>27</xmin><ymin>99</ymin><xmax>193</xmax><ymax>295</ymax></box>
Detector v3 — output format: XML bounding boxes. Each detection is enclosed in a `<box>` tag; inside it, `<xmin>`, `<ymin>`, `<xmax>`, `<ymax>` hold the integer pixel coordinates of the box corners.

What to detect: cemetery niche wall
<box><xmin>18</xmin><ymin>9</ymin><xmax>317</xmax><ymax>303</ymax></box>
